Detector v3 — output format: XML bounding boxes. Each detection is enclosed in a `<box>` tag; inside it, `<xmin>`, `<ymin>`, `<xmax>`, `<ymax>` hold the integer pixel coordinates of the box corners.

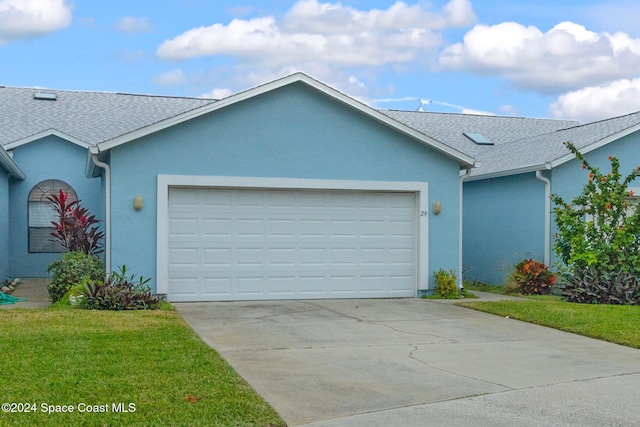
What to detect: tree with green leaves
<box><xmin>551</xmin><ymin>142</ymin><xmax>640</xmax><ymax>304</ymax></box>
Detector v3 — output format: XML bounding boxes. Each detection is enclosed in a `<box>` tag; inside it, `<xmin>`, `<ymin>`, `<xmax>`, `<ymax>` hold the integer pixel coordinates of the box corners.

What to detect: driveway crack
<box><xmin>408</xmin><ymin>345</ymin><xmax>514</xmax><ymax>390</ymax></box>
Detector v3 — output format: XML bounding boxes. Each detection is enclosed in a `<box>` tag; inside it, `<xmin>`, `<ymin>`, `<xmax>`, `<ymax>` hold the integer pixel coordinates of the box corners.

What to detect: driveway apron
<box><xmin>175</xmin><ymin>298</ymin><xmax>640</xmax><ymax>427</ymax></box>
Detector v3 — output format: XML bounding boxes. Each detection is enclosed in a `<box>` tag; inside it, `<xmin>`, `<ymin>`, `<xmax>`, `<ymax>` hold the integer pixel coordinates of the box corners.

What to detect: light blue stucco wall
<box><xmin>108</xmin><ymin>82</ymin><xmax>464</xmax><ymax>293</ymax></box>
<box><xmin>463</xmin><ymin>172</ymin><xmax>546</xmax><ymax>285</ymax></box>
<box><xmin>0</xmin><ymin>169</ymin><xmax>9</xmax><ymax>280</ymax></box>
<box><xmin>549</xmin><ymin>132</ymin><xmax>640</xmax><ymax>267</ymax></box>
<box><xmin>464</xmin><ymin>131</ymin><xmax>640</xmax><ymax>285</ymax></box>
<box><xmin>8</xmin><ymin>136</ymin><xmax>102</xmax><ymax>277</ymax></box>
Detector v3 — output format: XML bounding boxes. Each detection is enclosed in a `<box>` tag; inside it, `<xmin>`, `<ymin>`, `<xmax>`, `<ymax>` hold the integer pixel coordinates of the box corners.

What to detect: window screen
<box><xmin>28</xmin><ymin>179</ymin><xmax>77</xmax><ymax>253</ymax></box>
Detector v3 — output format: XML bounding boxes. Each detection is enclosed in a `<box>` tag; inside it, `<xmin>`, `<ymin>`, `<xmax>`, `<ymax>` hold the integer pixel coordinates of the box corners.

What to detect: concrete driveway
<box><xmin>176</xmin><ymin>296</ymin><xmax>640</xmax><ymax>426</ymax></box>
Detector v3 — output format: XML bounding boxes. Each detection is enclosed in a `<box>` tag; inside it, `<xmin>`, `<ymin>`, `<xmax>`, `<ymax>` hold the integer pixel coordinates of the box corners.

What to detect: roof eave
<box><xmin>0</xmin><ymin>146</ymin><xmax>26</xmax><ymax>180</ymax></box>
<box><xmin>95</xmin><ymin>72</ymin><xmax>476</xmax><ymax>167</ymax></box>
<box><xmin>4</xmin><ymin>129</ymin><xmax>92</xmax><ymax>150</ymax></box>
<box><xmin>465</xmin><ymin>163</ymin><xmax>551</xmax><ymax>182</ymax></box>
<box><xmin>548</xmin><ymin>122</ymin><xmax>640</xmax><ymax>169</ymax></box>
<box><xmin>84</xmin><ymin>146</ymin><xmax>101</xmax><ymax>178</ymax></box>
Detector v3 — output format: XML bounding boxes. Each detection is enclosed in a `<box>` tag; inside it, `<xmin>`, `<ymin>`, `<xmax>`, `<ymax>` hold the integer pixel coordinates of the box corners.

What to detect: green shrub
<box><xmin>552</xmin><ymin>142</ymin><xmax>640</xmax><ymax>304</ymax></box>
<box><xmin>552</xmin><ymin>142</ymin><xmax>640</xmax><ymax>276</ymax></box>
<box><xmin>509</xmin><ymin>258</ymin><xmax>556</xmax><ymax>295</ymax></box>
<box><xmin>46</xmin><ymin>251</ymin><xmax>104</xmax><ymax>302</ymax></box>
<box><xmin>434</xmin><ymin>269</ymin><xmax>460</xmax><ymax>299</ymax></box>
<box><xmin>563</xmin><ymin>266</ymin><xmax>640</xmax><ymax>305</ymax></box>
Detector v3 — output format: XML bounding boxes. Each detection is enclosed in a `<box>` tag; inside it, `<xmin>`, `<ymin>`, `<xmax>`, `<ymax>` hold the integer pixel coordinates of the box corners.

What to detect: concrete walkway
<box><xmin>176</xmin><ymin>296</ymin><xmax>640</xmax><ymax>427</ymax></box>
<box><xmin>0</xmin><ymin>278</ymin><xmax>51</xmax><ymax>309</ymax></box>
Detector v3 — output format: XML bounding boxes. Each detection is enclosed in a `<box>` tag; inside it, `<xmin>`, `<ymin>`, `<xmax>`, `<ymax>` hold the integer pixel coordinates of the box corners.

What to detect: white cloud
<box><xmin>200</xmin><ymin>88</ymin><xmax>233</xmax><ymax>99</ymax></box>
<box><xmin>114</xmin><ymin>16</ymin><xmax>152</xmax><ymax>34</ymax></box>
<box><xmin>439</xmin><ymin>21</ymin><xmax>640</xmax><ymax>94</ymax></box>
<box><xmin>498</xmin><ymin>104</ymin><xmax>520</xmax><ymax>116</ymax></box>
<box><xmin>281</xmin><ymin>0</ymin><xmax>475</xmax><ymax>33</ymax></box>
<box><xmin>550</xmin><ymin>78</ymin><xmax>640</xmax><ymax>121</ymax></box>
<box><xmin>154</xmin><ymin>69</ymin><xmax>187</xmax><ymax>86</ymax></box>
<box><xmin>0</xmin><ymin>0</ymin><xmax>72</xmax><ymax>44</ymax></box>
<box><xmin>157</xmin><ymin>0</ymin><xmax>475</xmax><ymax>68</ymax></box>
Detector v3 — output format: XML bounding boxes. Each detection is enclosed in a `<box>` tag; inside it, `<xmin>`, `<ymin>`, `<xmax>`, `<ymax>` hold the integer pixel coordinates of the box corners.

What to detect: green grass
<box><xmin>463</xmin><ymin>280</ymin><xmax>509</xmax><ymax>294</ymax></box>
<box><xmin>0</xmin><ymin>309</ymin><xmax>285</xmax><ymax>427</ymax></box>
<box><xmin>458</xmin><ymin>299</ymin><xmax>640</xmax><ymax>349</ymax></box>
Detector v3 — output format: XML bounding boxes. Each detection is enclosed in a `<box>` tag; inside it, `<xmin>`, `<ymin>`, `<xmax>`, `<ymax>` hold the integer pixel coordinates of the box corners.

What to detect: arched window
<box><xmin>28</xmin><ymin>179</ymin><xmax>77</xmax><ymax>253</ymax></box>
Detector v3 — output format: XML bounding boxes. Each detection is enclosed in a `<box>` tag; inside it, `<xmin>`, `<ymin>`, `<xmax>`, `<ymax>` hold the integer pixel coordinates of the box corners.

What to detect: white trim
<box><xmin>97</xmin><ymin>73</ymin><xmax>474</xmax><ymax>167</ymax></box>
<box><xmin>4</xmin><ymin>129</ymin><xmax>92</xmax><ymax>150</ymax></box>
<box><xmin>466</xmin><ymin>163</ymin><xmax>550</xmax><ymax>182</ymax></box>
<box><xmin>0</xmin><ymin>145</ymin><xmax>25</xmax><ymax>179</ymax></box>
<box><xmin>91</xmin><ymin>154</ymin><xmax>111</xmax><ymax>274</ymax></box>
<box><xmin>459</xmin><ymin>168</ymin><xmax>471</xmax><ymax>287</ymax></box>
<box><xmin>156</xmin><ymin>175</ymin><xmax>429</xmax><ymax>297</ymax></box>
<box><xmin>536</xmin><ymin>170</ymin><xmax>551</xmax><ymax>266</ymax></box>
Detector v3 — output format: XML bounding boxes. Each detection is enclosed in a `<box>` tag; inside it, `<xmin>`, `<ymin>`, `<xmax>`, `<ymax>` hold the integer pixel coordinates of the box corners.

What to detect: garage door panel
<box><xmin>202</xmin><ymin>277</ymin><xmax>232</xmax><ymax>297</ymax></box>
<box><xmin>169</xmin><ymin>277</ymin><xmax>199</xmax><ymax>299</ymax></box>
<box><xmin>267</xmin><ymin>219</ymin><xmax>296</xmax><ymax>237</ymax></box>
<box><xmin>203</xmin><ymin>248</ymin><xmax>231</xmax><ymax>267</ymax></box>
<box><xmin>203</xmin><ymin>219</ymin><xmax>231</xmax><ymax>237</ymax></box>
<box><xmin>236</xmin><ymin>247</ymin><xmax>264</xmax><ymax>266</ymax></box>
<box><xmin>236</xmin><ymin>219</ymin><xmax>263</xmax><ymax>237</ymax></box>
<box><xmin>170</xmin><ymin>248</ymin><xmax>198</xmax><ymax>266</ymax></box>
<box><xmin>236</xmin><ymin>276</ymin><xmax>264</xmax><ymax>295</ymax></box>
<box><xmin>170</xmin><ymin>218</ymin><xmax>199</xmax><ymax>236</ymax></box>
<box><xmin>168</xmin><ymin>187</ymin><xmax>417</xmax><ymax>301</ymax></box>
<box><xmin>202</xmin><ymin>195</ymin><xmax>231</xmax><ymax>208</ymax></box>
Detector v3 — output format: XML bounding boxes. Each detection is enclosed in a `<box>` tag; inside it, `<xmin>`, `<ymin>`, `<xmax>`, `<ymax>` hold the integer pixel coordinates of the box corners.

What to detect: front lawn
<box><xmin>459</xmin><ymin>299</ymin><xmax>640</xmax><ymax>349</ymax></box>
<box><xmin>0</xmin><ymin>309</ymin><xmax>285</xmax><ymax>426</ymax></box>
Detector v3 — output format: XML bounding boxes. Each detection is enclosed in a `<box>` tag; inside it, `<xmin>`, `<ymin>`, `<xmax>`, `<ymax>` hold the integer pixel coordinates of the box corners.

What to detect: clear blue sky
<box><xmin>1</xmin><ymin>0</ymin><xmax>639</xmax><ymax>122</ymax></box>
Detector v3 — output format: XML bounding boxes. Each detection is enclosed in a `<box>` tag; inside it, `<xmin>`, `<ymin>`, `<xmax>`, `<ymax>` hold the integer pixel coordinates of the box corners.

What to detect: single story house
<box><xmin>2</xmin><ymin>72</ymin><xmax>638</xmax><ymax>299</ymax></box>
<box><xmin>1</xmin><ymin>73</ymin><xmax>475</xmax><ymax>301</ymax></box>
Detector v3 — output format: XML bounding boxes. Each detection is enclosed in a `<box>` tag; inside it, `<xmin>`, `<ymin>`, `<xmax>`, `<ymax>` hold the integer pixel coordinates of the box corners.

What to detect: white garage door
<box><xmin>167</xmin><ymin>187</ymin><xmax>417</xmax><ymax>301</ymax></box>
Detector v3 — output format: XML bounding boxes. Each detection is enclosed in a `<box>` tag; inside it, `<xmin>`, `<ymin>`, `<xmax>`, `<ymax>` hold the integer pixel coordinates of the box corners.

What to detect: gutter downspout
<box><xmin>459</xmin><ymin>166</ymin><xmax>472</xmax><ymax>288</ymax></box>
<box><xmin>91</xmin><ymin>152</ymin><xmax>111</xmax><ymax>274</ymax></box>
<box><xmin>536</xmin><ymin>169</ymin><xmax>551</xmax><ymax>266</ymax></box>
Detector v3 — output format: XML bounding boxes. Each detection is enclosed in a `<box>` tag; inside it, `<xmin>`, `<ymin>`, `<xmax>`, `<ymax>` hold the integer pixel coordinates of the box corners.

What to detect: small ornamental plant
<box><xmin>509</xmin><ymin>259</ymin><xmax>556</xmax><ymax>295</ymax></box>
<box><xmin>433</xmin><ymin>269</ymin><xmax>460</xmax><ymax>299</ymax></box>
<box><xmin>82</xmin><ymin>265</ymin><xmax>161</xmax><ymax>310</ymax></box>
<box><xmin>47</xmin><ymin>189</ymin><xmax>104</xmax><ymax>255</ymax></box>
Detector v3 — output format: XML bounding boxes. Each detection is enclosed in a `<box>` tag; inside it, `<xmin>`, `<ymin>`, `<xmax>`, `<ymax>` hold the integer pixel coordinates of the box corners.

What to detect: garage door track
<box><xmin>176</xmin><ymin>297</ymin><xmax>640</xmax><ymax>426</ymax></box>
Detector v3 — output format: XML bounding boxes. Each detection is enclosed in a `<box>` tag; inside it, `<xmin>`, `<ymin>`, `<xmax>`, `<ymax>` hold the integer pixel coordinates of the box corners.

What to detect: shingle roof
<box><xmin>468</xmin><ymin>111</ymin><xmax>640</xmax><ymax>178</ymax></box>
<box><xmin>381</xmin><ymin>110</ymin><xmax>580</xmax><ymax>157</ymax></box>
<box><xmin>383</xmin><ymin>109</ymin><xmax>640</xmax><ymax>179</ymax></box>
<box><xmin>0</xmin><ymin>86</ymin><xmax>217</xmax><ymax>147</ymax></box>
<box><xmin>2</xmin><ymin>81</ymin><xmax>638</xmax><ymax>180</ymax></box>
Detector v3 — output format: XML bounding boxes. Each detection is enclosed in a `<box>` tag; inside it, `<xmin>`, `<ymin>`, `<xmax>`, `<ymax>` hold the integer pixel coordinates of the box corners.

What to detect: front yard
<box><xmin>0</xmin><ymin>309</ymin><xmax>285</xmax><ymax>427</ymax></box>
<box><xmin>460</xmin><ymin>289</ymin><xmax>640</xmax><ymax>349</ymax></box>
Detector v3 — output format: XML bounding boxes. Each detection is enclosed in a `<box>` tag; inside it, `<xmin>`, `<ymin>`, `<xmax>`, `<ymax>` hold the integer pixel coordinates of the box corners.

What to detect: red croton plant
<box><xmin>47</xmin><ymin>189</ymin><xmax>104</xmax><ymax>255</ymax></box>
<box><xmin>511</xmin><ymin>258</ymin><xmax>557</xmax><ymax>295</ymax></box>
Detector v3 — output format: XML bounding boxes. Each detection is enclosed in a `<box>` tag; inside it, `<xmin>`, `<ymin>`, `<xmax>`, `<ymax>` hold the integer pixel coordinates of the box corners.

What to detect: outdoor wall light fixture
<box><xmin>133</xmin><ymin>195</ymin><xmax>144</xmax><ymax>211</ymax></box>
<box><xmin>432</xmin><ymin>201</ymin><xmax>441</xmax><ymax>215</ymax></box>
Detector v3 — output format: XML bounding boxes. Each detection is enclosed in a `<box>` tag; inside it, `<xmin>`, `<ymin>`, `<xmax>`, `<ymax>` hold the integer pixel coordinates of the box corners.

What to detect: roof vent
<box><xmin>33</xmin><ymin>92</ymin><xmax>57</xmax><ymax>101</ymax></box>
<box><xmin>464</xmin><ymin>132</ymin><xmax>493</xmax><ymax>145</ymax></box>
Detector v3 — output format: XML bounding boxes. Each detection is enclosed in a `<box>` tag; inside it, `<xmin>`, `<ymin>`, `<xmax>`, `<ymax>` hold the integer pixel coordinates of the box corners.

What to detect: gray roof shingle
<box><xmin>381</xmin><ymin>110</ymin><xmax>580</xmax><ymax>157</ymax></box>
<box><xmin>469</xmin><ymin>111</ymin><xmax>640</xmax><ymax>177</ymax></box>
<box><xmin>0</xmin><ymin>86</ymin><xmax>216</xmax><ymax>146</ymax></box>
<box><xmin>2</xmin><ymin>82</ymin><xmax>638</xmax><ymax>180</ymax></box>
<box><xmin>383</xmin><ymin>109</ymin><xmax>640</xmax><ymax>178</ymax></box>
